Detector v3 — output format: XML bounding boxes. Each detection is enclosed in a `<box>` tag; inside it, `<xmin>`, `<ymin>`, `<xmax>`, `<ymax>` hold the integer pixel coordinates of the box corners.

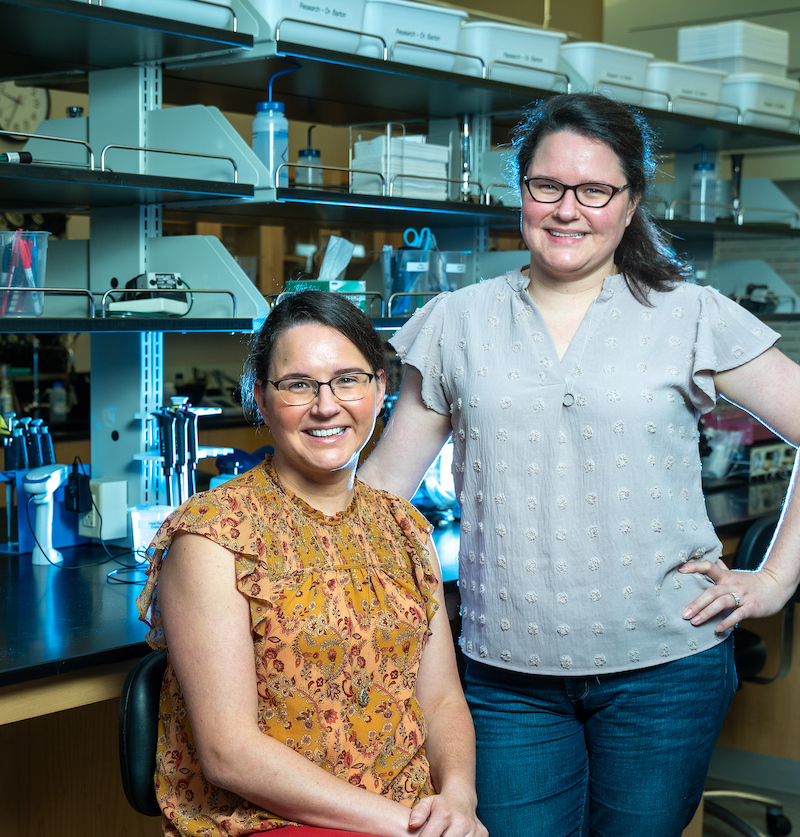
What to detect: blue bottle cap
<box><xmin>256</xmin><ymin>101</ymin><xmax>285</xmax><ymax>113</ymax></box>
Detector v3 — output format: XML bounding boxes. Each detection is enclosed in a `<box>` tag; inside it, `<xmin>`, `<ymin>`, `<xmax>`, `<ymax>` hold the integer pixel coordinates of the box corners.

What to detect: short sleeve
<box><xmin>136</xmin><ymin>476</ymin><xmax>273</xmax><ymax>649</ymax></box>
<box><xmin>690</xmin><ymin>285</ymin><xmax>780</xmax><ymax>413</ymax></box>
<box><xmin>389</xmin><ymin>293</ymin><xmax>452</xmax><ymax>416</ymax></box>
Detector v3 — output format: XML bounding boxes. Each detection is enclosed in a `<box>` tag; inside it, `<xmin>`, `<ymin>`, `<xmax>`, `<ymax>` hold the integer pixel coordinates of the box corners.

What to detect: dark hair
<box><xmin>511</xmin><ymin>93</ymin><xmax>692</xmax><ymax>302</ymax></box>
<box><xmin>240</xmin><ymin>290</ymin><xmax>387</xmax><ymax>424</ymax></box>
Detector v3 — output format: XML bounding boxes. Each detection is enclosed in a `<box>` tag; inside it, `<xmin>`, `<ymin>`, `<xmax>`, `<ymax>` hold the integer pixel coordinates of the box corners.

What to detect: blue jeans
<box><xmin>465</xmin><ymin>639</ymin><xmax>735</xmax><ymax>837</ymax></box>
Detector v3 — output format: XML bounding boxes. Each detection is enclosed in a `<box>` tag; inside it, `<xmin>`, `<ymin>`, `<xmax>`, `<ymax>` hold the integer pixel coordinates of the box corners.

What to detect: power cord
<box><xmin>23</xmin><ymin>455</ymin><xmax>148</xmax><ymax>582</ymax></box>
<box><xmin>106</xmin><ymin>563</ymin><xmax>150</xmax><ymax>584</ymax></box>
<box><xmin>69</xmin><ymin>456</ymin><xmax>150</xmax><ymax>583</ymax></box>
<box><xmin>24</xmin><ymin>494</ymin><xmax>120</xmax><ymax>570</ymax></box>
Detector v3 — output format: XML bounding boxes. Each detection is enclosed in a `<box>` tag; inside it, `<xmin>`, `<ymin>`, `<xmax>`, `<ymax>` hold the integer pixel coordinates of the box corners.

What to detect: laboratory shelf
<box><xmin>636</xmin><ymin>109</ymin><xmax>800</xmax><ymax>155</ymax></box>
<box><xmin>0</xmin><ymin>0</ymin><xmax>252</xmax><ymax>82</ymax></box>
<box><xmin>162</xmin><ymin>40</ymin><xmax>800</xmax><ymax>153</ymax></box>
<box><xmin>658</xmin><ymin>218</ymin><xmax>800</xmax><ymax>241</ymax></box>
<box><xmin>0</xmin><ymin>316</ymin><xmax>259</xmax><ymax>334</ymax></box>
<box><xmin>163</xmin><ymin>40</ymin><xmax>545</xmax><ymax>125</ymax></box>
<box><xmin>0</xmin><ymin>163</ymin><xmax>254</xmax><ymax>213</ymax></box>
<box><xmin>371</xmin><ymin>317</ymin><xmax>413</xmax><ymax>332</ymax></box>
<box><xmin>167</xmin><ymin>185</ymin><xmax>521</xmax><ymax>228</ymax></box>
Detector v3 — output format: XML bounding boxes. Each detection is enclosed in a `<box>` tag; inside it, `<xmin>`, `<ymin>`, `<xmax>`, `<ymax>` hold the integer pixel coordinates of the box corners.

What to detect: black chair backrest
<box><xmin>734</xmin><ymin>513</ymin><xmax>781</xmax><ymax>572</ymax></box>
<box><xmin>119</xmin><ymin>650</ymin><xmax>167</xmax><ymax>817</ymax></box>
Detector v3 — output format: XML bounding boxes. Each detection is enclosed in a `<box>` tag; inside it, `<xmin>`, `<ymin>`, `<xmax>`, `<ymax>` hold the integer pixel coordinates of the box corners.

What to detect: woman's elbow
<box><xmin>194</xmin><ymin>731</ymin><xmax>256</xmax><ymax>791</ymax></box>
<box><xmin>197</xmin><ymin>743</ymin><xmax>238</xmax><ymax>790</ymax></box>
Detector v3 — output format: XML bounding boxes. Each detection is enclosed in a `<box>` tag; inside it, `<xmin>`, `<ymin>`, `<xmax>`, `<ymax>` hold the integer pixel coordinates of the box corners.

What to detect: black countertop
<box><xmin>0</xmin><ymin>546</ymin><xmax>150</xmax><ymax>687</ymax></box>
<box><xmin>0</xmin><ymin>478</ymin><xmax>789</xmax><ymax>689</ymax></box>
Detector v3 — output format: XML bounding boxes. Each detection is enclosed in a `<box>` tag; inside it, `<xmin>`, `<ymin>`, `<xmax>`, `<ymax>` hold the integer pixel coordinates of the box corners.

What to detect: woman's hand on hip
<box><xmin>679</xmin><ymin>558</ymin><xmax>794</xmax><ymax>633</ymax></box>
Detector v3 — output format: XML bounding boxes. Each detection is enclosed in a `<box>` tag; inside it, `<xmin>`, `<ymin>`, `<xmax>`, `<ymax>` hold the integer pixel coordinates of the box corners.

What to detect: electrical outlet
<box><xmin>78</xmin><ymin>480</ymin><xmax>128</xmax><ymax>540</ymax></box>
<box><xmin>749</xmin><ymin>443</ymin><xmax>795</xmax><ymax>478</ymax></box>
<box><xmin>750</xmin><ymin>444</ymin><xmax>777</xmax><ymax>478</ymax></box>
<box><xmin>779</xmin><ymin>444</ymin><xmax>797</xmax><ymax>471</ymax></box>
<box><xmin>79</xmin><ymin>502</ymin><xmax>100</xmax><ymax>538</ymax></box>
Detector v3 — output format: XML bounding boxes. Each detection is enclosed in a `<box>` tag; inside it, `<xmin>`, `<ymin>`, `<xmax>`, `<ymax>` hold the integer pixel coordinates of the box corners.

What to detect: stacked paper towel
<box><xmin>678</xmin><ymin>21</ymin><xmax>789</xmax><ymax>76</ymax></box>
<box><xmin>351</xmin><ymin>135</ymin><xmax>449</xmax><ymax>200</ymax></box>
<box><xmin>678</xmin><ymin>20</ymin><xmax>798</xmax><ymax>131</ymax></box>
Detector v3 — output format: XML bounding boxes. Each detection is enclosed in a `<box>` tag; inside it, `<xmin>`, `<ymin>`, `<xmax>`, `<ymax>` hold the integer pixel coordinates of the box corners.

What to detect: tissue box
<box><xmin>284</xmin><ymin>279</ymin><xmax>367</xmax><ymax>310</ymax></box>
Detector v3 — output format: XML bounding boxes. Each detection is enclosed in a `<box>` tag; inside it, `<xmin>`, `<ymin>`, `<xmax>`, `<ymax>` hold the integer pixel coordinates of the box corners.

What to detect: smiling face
<box><xmin>520</xmin><ymin>130</ymin><xmax>639</xmax><ymax>290</ymax></box>
<box><xmin>254</xmin><ymin>323</ymin><xmax>386</xmax><ymax>500</ymax></box>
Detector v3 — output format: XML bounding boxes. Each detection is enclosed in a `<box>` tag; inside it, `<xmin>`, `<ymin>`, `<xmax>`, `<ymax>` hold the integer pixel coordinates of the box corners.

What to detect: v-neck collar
<box><xmin>510</xmin><ymin>269</ymin><xmax>623</xmax><ymax>371</ymax></box>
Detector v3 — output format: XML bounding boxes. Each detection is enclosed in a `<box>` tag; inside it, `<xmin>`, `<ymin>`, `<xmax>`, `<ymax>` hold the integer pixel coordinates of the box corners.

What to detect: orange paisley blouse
<box><xmin>137</xmin><ymin>456</ymin><xmax>439</xmax><ymax>837</ymax></box>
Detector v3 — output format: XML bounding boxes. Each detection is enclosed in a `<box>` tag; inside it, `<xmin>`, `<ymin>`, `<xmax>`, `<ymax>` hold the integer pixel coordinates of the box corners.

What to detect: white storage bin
<box><xmin>250</xmin><ymin>0</ymin><xmax>366</xmax><ymax>51</ymax></box>
<box><xmin>679</xmin><ymin>21</ymin><xmax>789</xmax><ymax>77</ymax></box>
<box><xmin>357</xmin><ymin>0</ymin><xmax>467</xmax><ymax>71</ymax></box>
<box><xmin>97</xmin><ymin>0</ymin><xmax>234</xmax><ymax>28</ymax></box>
<box><xmin>453</xmin><ymin>21</ymin><xmax>566</xmax><ymax>89</ymax></box>
<box><xmin>559</xmin><ymin>42</ymin><xmax>653</xmax><ymax>104</ymax></box>
<box><xmin>720</xmin><ymin>73</ymin><xmax>799</xmax><ymax>131</ymax></box>
<box><xmin>642</xmin><ymin>61</ymin><xmax>726</xmax><ymax>119</ymax></box>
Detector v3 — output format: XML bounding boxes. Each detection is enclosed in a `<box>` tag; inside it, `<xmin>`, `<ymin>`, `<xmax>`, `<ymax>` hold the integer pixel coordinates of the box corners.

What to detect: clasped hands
<box><xmin>405</xmin><ymin>790</ymin><xmax>487</xmax><ymax>837</ymax></box>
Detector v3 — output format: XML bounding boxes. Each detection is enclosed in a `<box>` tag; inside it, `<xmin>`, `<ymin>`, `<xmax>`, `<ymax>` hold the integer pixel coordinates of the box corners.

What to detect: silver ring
<box><xmin>730</xmin><ymin>591</ymin><xmax>741</xmax><ymax>608</ymax></box>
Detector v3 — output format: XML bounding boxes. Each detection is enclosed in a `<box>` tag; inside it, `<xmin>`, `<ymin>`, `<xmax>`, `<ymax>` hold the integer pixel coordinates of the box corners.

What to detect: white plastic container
<box><xmin>97</xmin><ymin>0</ymin><xmax>234</xmax><ymax>29</ymax></box>
<box><xmin>643</xmin><ymin>60</ymin><xmax>726</xmax><ymax>118</ymax></box>
<box><xmin>690</xmin><ymin>161</ymin><xmax>717</xmax><ymax>223</ymax></box>
<box><xmin>47</xmin><ymin>382</ymin><xmax>69</xmax><ymax>423</ymax></box>
<box><xmin>249</xmin><ymin>0</ymin><xmax>366</xmax><ymax>51</ymax></box>
<box><xmin>720</xmin><ymin>73</ymin><xmax>800</xmax><ymax>131</ymax></box>
<box><xmin>252</xmin><ymin>101</ymin><xmax>289</xmax><ymax>187</ymax></box>
<box><xmin>0</xmin><ymin>365</ymin><xmax>15</xmax><ymax>415</ymax></box>
<box><xmin>453</xmin><ymin>21</ymin><xmax>566</xmax><ymax>89</ymax></box>
<box><xmin>129</xmin><ymin>505</ymin><xmax>175</xmax><ymax>557</ymax></box>
<box><xmin>357</xmin><ymin>0</ymin><xmax>468</xmax><ymax>71</ymax></box>
<box><xmin>438</xmin><ymin>251</ymin><xmax>471</xmax><ymax>291</ymax></box>
<box><xmin>679</xmin><ymin>21</ymin><xmax>789</xmax><ymax>77</ymax></box>
<box><xmin>559</xmin><ymin>42</ymin><xmax>653</xmax><ymax>104</ymax></box>
<box><xmin>297</xmin><ymin>148</ymin><xmax>323</xmax><ymax>187</ymax></box>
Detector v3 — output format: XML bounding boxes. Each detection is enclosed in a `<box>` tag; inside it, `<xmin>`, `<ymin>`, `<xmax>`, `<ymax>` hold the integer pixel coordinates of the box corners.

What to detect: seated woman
<box><xmin>137</xmin><ymin>290</ymin><xmax>486</xmax><ymax>837</ymax></box>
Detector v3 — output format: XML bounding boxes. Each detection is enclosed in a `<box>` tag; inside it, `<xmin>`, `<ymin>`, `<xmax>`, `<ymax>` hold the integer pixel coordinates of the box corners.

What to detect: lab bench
<box><xmin>0</xmin><ymin>476</ymin><xmax>788</xmax><ymax>691</ymax></box>
<box><xmin>0</xmin><ymin>476</ymin><xmax>794</xmax><ymax>837</ymax></box>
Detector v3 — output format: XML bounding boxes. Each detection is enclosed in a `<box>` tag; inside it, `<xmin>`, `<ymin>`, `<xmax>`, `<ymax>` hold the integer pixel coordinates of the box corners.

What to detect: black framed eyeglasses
<box><xmin>522</xmin><ymin>176</ymin><xmax>630</xmax><ymax>208</ymax></box>
<box><xmin>267</xmin><ymin>372</ymin><xmax>375</xmax><ymax>406</ymax></box>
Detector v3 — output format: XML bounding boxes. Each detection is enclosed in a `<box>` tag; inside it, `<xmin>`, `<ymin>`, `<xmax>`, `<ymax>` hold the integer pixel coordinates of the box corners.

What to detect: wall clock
<box><xmin>0</xmin><ymin>81</ymin><xmax>50</xmax><ymax>141</ymax></box>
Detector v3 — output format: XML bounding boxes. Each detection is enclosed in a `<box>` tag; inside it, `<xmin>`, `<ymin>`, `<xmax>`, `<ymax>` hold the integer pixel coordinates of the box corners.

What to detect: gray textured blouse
<box><xmin>390</xmin><ymin>270</ymin><xmax>780</xmax><ymax>676</ymax></box>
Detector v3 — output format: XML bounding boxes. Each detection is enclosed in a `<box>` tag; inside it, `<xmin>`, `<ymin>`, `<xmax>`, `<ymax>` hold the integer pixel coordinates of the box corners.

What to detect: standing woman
<box><xmin>359</xmin><ymin>94</ymin><xmax>800</xmax><ymax>837</ymax></box>
<box><xmin>138</xmin><ymin>291</ymin><xmax>486</xmax><ymax>837</ymax></box>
